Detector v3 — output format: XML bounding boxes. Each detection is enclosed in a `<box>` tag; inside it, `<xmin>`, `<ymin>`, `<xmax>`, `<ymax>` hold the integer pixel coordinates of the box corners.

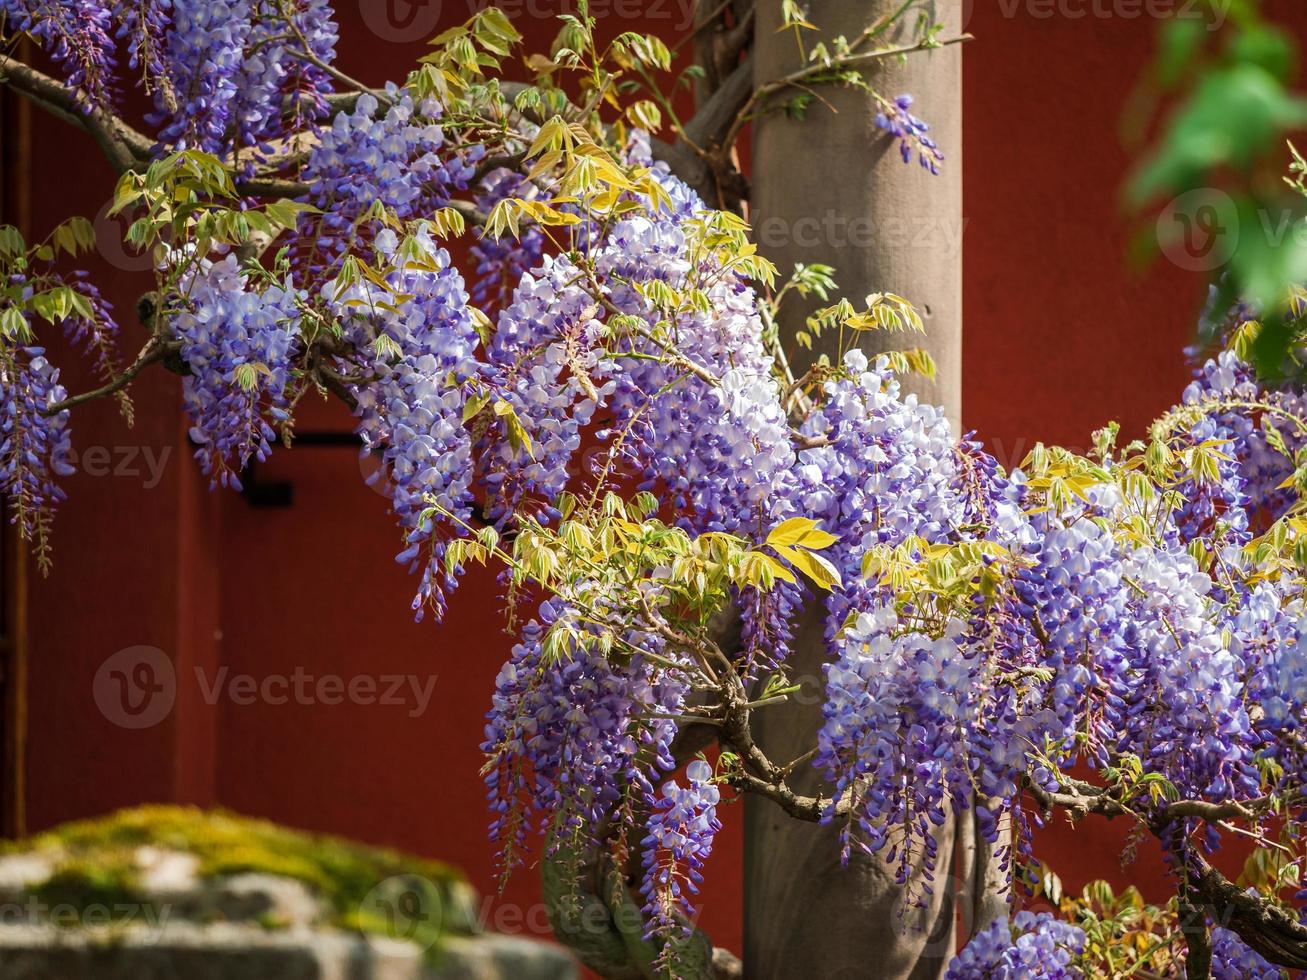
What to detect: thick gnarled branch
<box><xmin>0</xmin><ymin>55</ymin><xmax>153</xmax><ymax>172</ymax></box>
<box><xmin>1188</xmin><ymin>852</ymin><xmax>1307</xmax><ymax>970</ymax></box>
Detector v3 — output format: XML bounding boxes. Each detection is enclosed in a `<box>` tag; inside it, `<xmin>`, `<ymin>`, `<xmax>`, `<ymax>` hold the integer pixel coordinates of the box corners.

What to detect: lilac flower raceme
<box><xmin>170</xmin><ymin>254</ymin><xmax>301</xmax><ymax>490</ymax></box>
<box><xmin>1016</xmin><ymin>510</ymin><xmax>1132</xmax><ymax>766</ymax></box>
<box><xmin>0</xmin><ymin>269</ymin><xmax>116</xmax><ymax>558</ymax></box>
<box><xmin>233</xmin><ymin>0</ymin><xmax>337</xmax><ymax>153</ymax></box>
<box><xmin>0</xmin><ymin>342</ymin><xmax>74</xmax><ymax>559</ymax></box>
<box><xmin>299</xmin><ymin>89</ymin><xmax>481</xmax><ymax>271</ymax></box>
<box><xmin>1210</xmin><ymin>925</ymin><xmax>1284</xmax><ymax>979</ymax></box>
<box><xmin>328</xmin><ymin>227</ymin><xmax>481</xmax><ymax>620</ymax></box>
<box><xmin>0</xmin><ymin>0</ymin><xmax>117</xmax><ymax>107</ymax></box>
<box><xmin>116</xmin><ymin>1</ymin><xmax>173</xmax><ymax>95</ymax></box>
<box><xmin>875</xmin><ymin>94</ymin><xmax>944</xmax><ymax>174</ymax></box>
<box><xmin>793</xmin><ymin>348</ymin><xmax>970</xmax><ymax>635</ymax></box>
<box><xmin>640</xmin><ymin>760</ymin><xmax>722</xmax><ymax>937</ymax></box>
<box><xmin>1179</xmin><ymin>351</ymin><xmax>1305</xmax><ymax>526</ymax></box>
<box><xmin>1237</xmin><ymin>585</ymin><xmax>1307</xmax><ymax>786</ymax></box>
<box><xmin>52</xmin><ymin>271</ymin><xmax>121</xmax><ymax>397</ymax></box>
<box><xmin>481</xmin><ymin>602</ymin><xmax>687</xmax><ymax>884</ymax></box>
<box><xmin>157</xmin><ymin>0</ymin><xmax>336</xmax><ymax>156</ymax></box>
<box><xmin>151</xmin><ymin>0</ymin><xmax>253</xmax><ymax>153</ymax></box>
<box><xmin>818</xmin><ymin>607</ymin><xmax>980</xmax><ymax>881</ymax></box>
<box><xmin>5</xmin><ymin>0</ymin><xmax>337</xmax><ymax>155</ymax></box>
<box><xmin>945</xmin><ymin>912</ymin><xmax>1086</xmax><ymax>979</ymax></box>
<box><xmin>1114</xmin><ymin>545</ymin><xmax>1259</xmax><ymax>803</ymax></box>
<box><xmin>481</xmin><ymin>250</ymin><xmax>616</xmax><ymax>523</ymax></box>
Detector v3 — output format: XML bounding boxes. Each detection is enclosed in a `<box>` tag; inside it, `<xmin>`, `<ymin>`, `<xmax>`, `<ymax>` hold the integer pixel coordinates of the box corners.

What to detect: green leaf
<box><xmin>1154</xmin><ymin>18</ymin><xmax>1208</xmax><ymax>89</ymax></box>
<box><xmin>494</xmin><ymin>398</ymin><xmax>536</xmax><ymax>460</ymax></box>
<box><xmin>767</xmin><ymin>517</ymin><xmax>838</xmax><ymax>550</ymax></box>
<box><xmin>772</xmin><ymin>544</ymin><xmax>842</xmax><ymax>591</ymax></box>
<box><xmin>265</xmin><ymin>199</ymin><xmax>319</xmax><ymax>230</ymax></box>
<box><xmin>463</xmin><ymin>390</ymin><xmax>492</xmax><ymax>423</ymax></box>
<box><xmin>625</xmin><ymin>99</ymin><xmax>662</xmax><ymax>133</ymax></box>
<box><xmin>0</xmin><ymin>306</ymin><xmax>30</xmax><ymax>341</ymax></box>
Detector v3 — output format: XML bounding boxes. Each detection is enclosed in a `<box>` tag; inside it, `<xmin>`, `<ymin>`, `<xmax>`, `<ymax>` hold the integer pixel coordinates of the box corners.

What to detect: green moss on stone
<box><xmin>32</xmin><ymin>854</ymin><xmax>146</xmax><ymax>925</ymax></box>
<box><xmin>6</xmin><ymin>805</ymin><xmax>476</xmax><ymax>947</ymax></box>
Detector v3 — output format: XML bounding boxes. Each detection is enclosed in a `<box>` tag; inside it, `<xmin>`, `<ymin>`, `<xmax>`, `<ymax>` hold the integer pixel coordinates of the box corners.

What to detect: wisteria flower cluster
<box><xmin>300</xmin><ymin>88</ymin><xmax>480</xmax><ymax>269</ymax></box>
<box><xmin>0</xmin><ymin>342</ymin><xmax>73</xmax><ymax>561</ymax></box>
<box><xmin>0</xmin><ymin>253</ymin><xmax>120</xmax><ymax>566</ymax></box>
<box><xmin>875</xmin><ymin>94</ymin><xmax>945</xmax><ymax>174</ymax></box>
<box><xmin>10</xmin><ymin>4</ymin><xmax>1307</xmax><ymax>975</ymax></box>
<box><xmin>640</xmin><ymin>760</ymin><xmax>722</xmax><ymax>937</ymax></box>
<box><xmin>329</xmin><ymin>227</ymin><xmax>482</xmax><ymax>619</ymax></box>
<box><xmin>945</xmin><ymin>912</ymin><xmax>1086</xmax><ymax>979</ymax></box>
<box><xmin>1210</xmin><ymin>926</ymin><xmax>1284</xmax><ymax>979</ymax></box>
<box><xmin>3</xmin><ymin>0</ymin><xmax>337</xmax><ymax>157</ymax></box>
<box><xmin>482</xmin><ymin>601</ymin><xmax>687</xmax><ymax>883</ymax></box>
<box><xmin>171</xmin><ymin>254</ymin><xmax>301</xmax><ymax>489</ymax></box>
<box><xmin>0</xmin><ymin>0</ymin><xmax>117</xmax><ymax>106</ymax></box>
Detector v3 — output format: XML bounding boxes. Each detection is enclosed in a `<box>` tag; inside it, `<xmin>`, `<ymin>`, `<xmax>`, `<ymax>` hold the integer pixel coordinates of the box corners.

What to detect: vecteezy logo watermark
<box><xmin>360</xmin><ymin>875</ymin><xmax>444</xmax><ymax>953</ymax></box>
<box><xmin>93</xmin><ymin>198</ymin><xmax>156</xmax><ymax>274</ymax></box>
<box><xmin>962</xmin><ymin>0</ymin><xmax>1232</xmax><ymax>31</ymax></box>
<box><xmin>93</xmin><ymin>646</ymin><xmax>178</xmax><ymax>730</ymax></box>
<box><xmin>94</xmin><ymin>649</ymin><xmax>439</xmax><ymax>728</ymax></box>
<box><xmin>1156</xmin><ymin>189</ymin><xmax>1307</xmax><ymax>275</ymax></box>
<box><xmin>1156</xmin><ymin>188</ymin><xmax>1240</xmax><ymax>272</ymax></box>
<box><xmin>0</xmin><ymin>896</ymin><xmax>172</xmax><ymax>938</ymax></box>
<box><xmin>360</xmin><ymin>0</ymin><xmax>443</xmax><ymax>42</ymax></box>
<box><xmin>193</xmin><ymin>667</ymin><xmax>438</xmax><ymax>718</ymax></box>
<box><xmin>360</xmin><ymin>0</ymin><xmax>696</xmax><ymax>43</ymax></box>
<box><xmin>755</xmin><ymin>212</ymin><xmax>969</xmax><ymax>259</ymax></box>
<box><xmin>52</xmin><ymin>445</ymin><xmax>172</xmax><ymax>489</ymax></box>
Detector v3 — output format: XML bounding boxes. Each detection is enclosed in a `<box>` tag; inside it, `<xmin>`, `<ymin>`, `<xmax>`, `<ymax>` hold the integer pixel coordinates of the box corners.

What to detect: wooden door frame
<box><xmin>0</xmin><ymin>41</ymin><xmax>33</xmax><ymax>839</ymax></box>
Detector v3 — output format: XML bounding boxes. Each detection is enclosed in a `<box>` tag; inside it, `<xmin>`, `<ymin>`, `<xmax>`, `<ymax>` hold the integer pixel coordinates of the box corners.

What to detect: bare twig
<box><xmin>44</xmin><ymin>336</ymin><xmax>173</xmax><ymax>416</ymax></box>
<box><xmin>281</xmin><ymin>23</ymin><xmax>389</xmax><ymax>105</ymax></box>
<box><xmin>721</xmin><ymin>33</ymin><xmax>973</xmax><ymax>155</ymax></box>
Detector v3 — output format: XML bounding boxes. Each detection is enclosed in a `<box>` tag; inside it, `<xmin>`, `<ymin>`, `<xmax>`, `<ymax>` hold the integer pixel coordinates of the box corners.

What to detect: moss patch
<box><xmin>7</xmin><ymin>805</ymin><xmax>474</xmax><ymax>946</ymax></box>
<box><xmin>32</xmin><ymin>853</ymin><xmax>145</xmax><ymax>925</ymax></box>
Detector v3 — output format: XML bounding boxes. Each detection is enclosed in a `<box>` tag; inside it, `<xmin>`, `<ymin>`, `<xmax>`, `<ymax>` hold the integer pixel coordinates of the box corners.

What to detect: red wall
<box><xmin>17</xmin><ymin>0</ymin><xmax>1307</xmax><ymax>960</ymax></box>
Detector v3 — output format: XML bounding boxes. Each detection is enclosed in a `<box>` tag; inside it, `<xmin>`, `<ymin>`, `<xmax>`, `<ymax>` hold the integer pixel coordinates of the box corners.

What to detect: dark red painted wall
<box><xmin>17</xmin><ymin>0</ymin><xmax>1307</xmax><ymax>960</ymax></box>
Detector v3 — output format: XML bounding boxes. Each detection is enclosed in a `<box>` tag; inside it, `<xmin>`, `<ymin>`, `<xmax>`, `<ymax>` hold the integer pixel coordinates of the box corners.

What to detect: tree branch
<box><xmin>0</xmin><ymin>55</ymin><xmax>153</xmax><ymax>173</ymax></box>
<box><xmin>690</xmin><ymin>0</ymin><xmax>728</xmax><ymax>103</ymax></box>
<box><xmin>1023</xmin><ymin>774</ymin><xmax>1307</xmax><ymax>971</ymax></box>
<box><xmin>684</xmin><ymin>56</ymin><xmax>755</xmax><ymax>153</ymax></box>
<box><xmin>1179</xmin><ymin>894</ymin><xmax>1212</xmax><ymax>980</ymax></box>
<box><xmin>44</xmin><ymin>335</ymin><xmax>174</xmax><ymax>416</ymax></box>
<box><xmin>721</xmin><ymin>33</ymin><xmax>974</xmax><ymax>155</ymax></box>
<box><xmin>718</xmin><ymin>6</ymin><xmax>756</xmax><ymax>74</ymax></box>
<box><xmin>1187</xmin><ymin>852</ymin><xmax>1307</xmax><ymax>970</ymax></box>
<box><xmin>651</xmin><ymin>56</ymin><xmax>755</xmax><ymax>209</ymax></box>
<box><xmin>283</xmin><ymin>34</ymin><xmax>390</xmax><ymax>106</ymax></box>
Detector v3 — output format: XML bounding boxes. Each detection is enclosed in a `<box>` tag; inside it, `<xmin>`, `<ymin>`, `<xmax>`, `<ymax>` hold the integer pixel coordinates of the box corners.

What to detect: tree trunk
<box><xmin>745</xmin><ymin>3</ymin><xmax>997</xmax><ymax>977</ymax></box>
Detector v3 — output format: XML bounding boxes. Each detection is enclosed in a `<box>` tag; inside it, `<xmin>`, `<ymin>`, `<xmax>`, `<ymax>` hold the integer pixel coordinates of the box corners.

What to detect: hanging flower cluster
<box><xmin>8</xmin><ymin>5</ymin><xmax>1307</xmax><ymax>976</ymax></box>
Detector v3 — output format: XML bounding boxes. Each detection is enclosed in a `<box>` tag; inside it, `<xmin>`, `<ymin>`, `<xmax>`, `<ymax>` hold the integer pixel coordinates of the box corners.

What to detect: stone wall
<box><xmin>0</xmin><ymin>808</ymin><xmax>576</xmax><ymax>980</ymax></box>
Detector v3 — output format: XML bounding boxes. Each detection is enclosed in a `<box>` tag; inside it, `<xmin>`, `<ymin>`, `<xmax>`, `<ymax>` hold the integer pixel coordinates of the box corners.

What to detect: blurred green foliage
<box><xmin>1129</xmin><ymin>0</ymin><xmax>1307</xmax><ymax>376</ymax></box>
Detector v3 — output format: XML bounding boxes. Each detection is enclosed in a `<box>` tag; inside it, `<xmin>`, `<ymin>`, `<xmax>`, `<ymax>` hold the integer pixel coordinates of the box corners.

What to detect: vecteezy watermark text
<box><xmin>94</xmin><ymin>647</ymin><xmax>438</xmax><ymax>728</ymax></box>
<box><xmin>0</xmin><ymin>896</ymin><xmax>172</xmax><ymax>937</ymax></box>
<box><xmin>54</xmin><ymin>445</ymin><xmax>171</xmax><ymax>489</ymax></box>
<box><xmin>755</xmin><ymin>212</ymin><xmax>969</xmax><ymax>259</ymax></box>
<box><xmin>194</xmin><ymin>666</ymin><xmax>437</xmax><ymax>718</ymax></box>
<box><xmin>967</xmin><ymin>0</ymin><xmax>1232</xmax><ymax>29</ymax></box>
<box><xmin>360</xmin><ymin>0</ymin><xmax>696</xmax><ymax>43</ymax></box>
